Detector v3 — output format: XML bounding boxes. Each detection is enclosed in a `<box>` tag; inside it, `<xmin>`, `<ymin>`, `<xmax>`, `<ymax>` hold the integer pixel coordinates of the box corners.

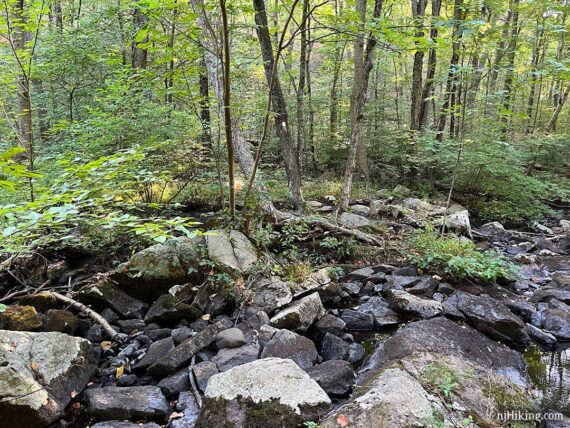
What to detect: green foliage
<box><xmin>408</xmin><ymin>227</ymin><xmax>518</xmax><ymax>282</ymax></box>
<box><xmin>420</xmin><ymin>363</ymin><xmax>462</xmax><ymax>399</ymax></box>
<box><xmin>0</xmin><ymin>304</ymin><xmax>7</xmax><ymax>313</ymax></box>
<box><xmin>319</xmin><ymin>235</ymin><xmax>358</xmax><ymax>259</ymax></box>
<box><xmin>0</xmin><ymin>148</ymin><xmax>41</xmax><ymax>191</ymax></box>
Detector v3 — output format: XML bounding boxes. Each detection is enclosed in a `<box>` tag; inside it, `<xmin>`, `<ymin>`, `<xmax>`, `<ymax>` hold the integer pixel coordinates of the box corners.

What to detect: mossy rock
<box><xmin>0</xmin><ymin>305</ymin><xmax>42</xmax><ymax>331</ymax></box>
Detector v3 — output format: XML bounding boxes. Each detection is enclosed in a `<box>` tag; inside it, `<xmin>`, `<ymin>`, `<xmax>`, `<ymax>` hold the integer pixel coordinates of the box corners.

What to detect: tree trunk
<box><xmin>410</xmin><ymin>0</ymin><xmax>427</xmax><ymax>131</ymax></box>
<box><xmin>545</xmin><ymin>81</ymin><xmax>570</xmax><ymax>134</ymax></box>
<box><xmin>253</xmin><ymin>0</ymin><xmax>304</xmax><ymax>211</ymax></box>
<box><xmin>339</xmin><ymin>0</ymin><xmax>383</xmax><ymax>211</ymax></box>
<box><xmin>418</xmin><ymin>0</ymin><xmax>441</xmax><ymax>128</ymax></box>
<box><xmin>131</xmin><ymin>6</ymin><xmax>148</xmax><ymax>69</ymax></box>
<box><xmin>526</xmin><ymin>21</ymin><xmax>544</xmax><ymax>134</ymax></box>
<box><xmin>296</xmin><ymin>0</ymin><xmax>309</xmax><ymax>172</ymax></box>
<box><xmin>199</xmin><ymin>53</ymin><xmax>212</xmax><ymax>147</ymax></box>
<box><xmin>500</xmin><ymin>0</ymin><xmax>520</xmax><ymax>138</ymax></box>
<box><xmin>436</xmin><ymin>0</ymin><xmax>463</xmax><ymax>141</ymax></box>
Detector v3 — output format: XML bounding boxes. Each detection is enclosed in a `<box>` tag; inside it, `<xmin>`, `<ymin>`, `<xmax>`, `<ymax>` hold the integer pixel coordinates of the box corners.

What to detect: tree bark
<box><xmin>253</xmin><ymin>0</ymin><xmax>304</xmax><ymax>211</ymax></box>
<box><xmin>131</xmin><ymin>6</ymin><xmax>148</xmax><ymax>69</ymax></box>
<box><xmin>339</xmin><ymin>0</ymin><xmax>383</xmax><ymax>211</ymax></box>
<box><xmin>410</xmin><ymin>0</ymin><xmax>427</xmax><ymax>131</ymax></box>
<box><xmin>500</xmin><ymin>0</ymin><xmax>520</xmax><ymax>138</ymax></box>
<box><xmin>545</xmin><ymin>81</ymin><xmax>570</xmax><ymax>134</ymax></box>
<box><xmin>526</xmin><ymin>20</ymin><xmax>544</xmax><ymax>134</ymax></box>
<box><xmin>296</xmin><ymin>0</ymin><xmax>309</xmax><ymax>172</ymax></box>
<box><xmin>418</xmin><ymin>0</ymin><xmax>441</xmax><ymax>128</ymax></box>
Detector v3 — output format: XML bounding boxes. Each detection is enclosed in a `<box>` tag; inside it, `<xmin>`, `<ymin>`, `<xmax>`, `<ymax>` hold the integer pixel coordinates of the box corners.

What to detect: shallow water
<box><xmin>525</xmin><ymin>345</ymin><xmax>570</xmax><ymax>415</ymax></box>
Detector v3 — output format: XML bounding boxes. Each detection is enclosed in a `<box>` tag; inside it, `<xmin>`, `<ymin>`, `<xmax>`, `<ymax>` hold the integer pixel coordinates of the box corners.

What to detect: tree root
<box><xmin>188</xmin><ymin>355</ymin><xmax>203</xmax><ymax>408</ymax></box>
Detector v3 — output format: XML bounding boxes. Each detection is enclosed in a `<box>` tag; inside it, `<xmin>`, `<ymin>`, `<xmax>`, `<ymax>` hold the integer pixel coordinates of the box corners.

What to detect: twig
<box><xmin>48</xmin><ymin>292</ymin><xmax>119</xmax><ymax>340</ymax></box>
<box><xmin>188</xmin><ymin>355</ymin><xmax>203</xmax><ymax>408</ymax></box>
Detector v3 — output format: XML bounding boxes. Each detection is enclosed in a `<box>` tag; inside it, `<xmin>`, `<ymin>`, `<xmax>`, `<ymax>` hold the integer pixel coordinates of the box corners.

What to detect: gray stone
<box><xmin>171</xmin><ymin>391</ymin><xmax>200</xmax><ymax>428</ymax></box>
<box><xmin>171</xmin><ymin>326</ymin><xmax>194</xmax><ymax>345</ymax></box>
<box><xmin>144</xmin><ymin>292</ymin><xmax>201</xmax><ymax>325</ymax></box>
<box><xmin>320</xmin><ymin>332</ymin><xmax>349</xmax><ymax>361</ymax></box>
<box><xmin>133</xmin><ymin>337</ymin><xmax>175</xmax><ymax>372</ymax></box>
<box><xmin>290</xmin><ymin>268</ymin><xmax>332</xmax><ymax>297</ymax></box>
<box><xmin>200</xmin><ymin>358</ymin><xmax>331</xmax><ymax>427</ymax></box>
<box><xmin>305</xmin><ymin>360</ymin><xmax>355</xmax><ymax>396</ymax></box>
<box><xmin>91</xmin><ymin>423</ymin><xmax>161</xmax><ymax>428</ymax></box>
<box><xmin>0</xmin><ymin>330</ymin><xmax>96</xmax><ymax>427</ymax></box>
<box><xmin>407</xmin><ymin>275</ymin><xmax>439</xmax><ymax>296</ymax></box>
<box><xmin>351</xmin><ymin>204</ymin><xmax>370</xmax><ymax>216</ymax></box>
<box><xmin>270</xmin><ymin>292</ymin><xmax>325</xmax><ymax>332</ymax></box>
<box><xmin>148</xmin><ymin>318</ymin><xmax>233</xmax><ymax>376</ymax></box>
<box><xmin>215</xmin><ymin>327</ymin><xmax>246</xmax><ymax>349</ymax></box>
<box><xmin>341</xmin><ymin>282</ymin><xmax>361</xmax><ymax>295</ymax></box>
<box><xmin>341</xmin><ymin>309</ymin><xmax>375</xmax><ymax>330</ymax></box>
<box><xmin>246</xmin><ymin>277</ymin><xmax>293</xmax><ymax>315</ymax></box>
<box><xmin>347</xmin><ymin>342</ymin><xmax>366</xmax><ymax>363</ymax></box>
<box><xmin>85</xmin><ymin>386</ymin><xmax>171</xmax><ymax>420</ymax></box>
<box><xmin>261</xmin><ymin>329</ymin><xmax>319</xmax><ymax>369</ymax></box>
<box><xmin>117</xmin><ymin>319</ymin><xmax>145</xmax><ymax>334</ymax></box>
<box><xmin>312</xmin><ymin>314</ymin><xmax>346</xmax><ymax>337</ymax></box>
<box><xmin>212</xmin><ymin>344</ymin><xmax>260</xmax><ymax>372</ymax></box>
<box><xmin>542</xmin><ymin>309</ymin><xmax>570</xmax><ymax>341</ymax></box>
<box><xmin>339</xmin><ymin>212</ymin><xmax>370</xmax><ymax>229</ymax></box>
<box><xmin>157</xmin><ymin>368</ymin><xmax>190</xmax><ymax>399</ymax></box>
<box><xmin>525</xmin><ymin>323</ymin><xmax>557</xmax><ymax>348</ymax></box>
<box><xmin>76</xmin><ymin>281</ymin><xmax>146</xmax><ymax>318</ymax></box>
<box><xmin>358</xmin><ymin>296</ymin><xmax>403</xmax><ymax>327</ymax></box>
<box><xmin>193</xmin><ymin>361</ymin><xmax>219</xmax><ymax>392</ymax></box>
<box><xmin>387</xmin><ymin>289</ymin><xmax>443</xmax><ymax>319</ymax></box>
<box><xmin>206</xmin><ymin>230</ymin><xmax>257</xmax><ymax>272</ymax></box>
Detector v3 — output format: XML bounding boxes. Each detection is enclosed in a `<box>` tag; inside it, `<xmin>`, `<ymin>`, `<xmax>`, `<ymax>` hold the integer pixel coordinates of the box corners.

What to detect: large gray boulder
<box><xmin>261</xmin><ymin>329</ymin><xmax>319</xmax><ymax>369</ymax></box>
<box><xmin>339</xmin><ymin>212</ymin><xmax>370</xmax><ymax>229</ymax></box>
<box><xmin>386</xmin><ymin>289</ymin><xmax>443</xmax><ymax>319</ymax></box>
<box><xmin>199</xmin><ymin>358</ymin><xmax>331</xmax><ymax>427</ymax></box>
<box><xmin>206</xmin><ymin>230</ymin><xmax>257</xmax><ymax>273</ymax></box>
<box><xmin>245</xmin><ymin>277</ymin><xmax>293</xmax><ymax>316</ymax></box>
<box><xmin>0</xmin><ymin>330</ymin><xmax>96</xmax><ymax>427</ymax></box>
<box><xmin>76</xmin><ymin>281</ymin><xmax>145</xmax><ymax>318</ymax></box>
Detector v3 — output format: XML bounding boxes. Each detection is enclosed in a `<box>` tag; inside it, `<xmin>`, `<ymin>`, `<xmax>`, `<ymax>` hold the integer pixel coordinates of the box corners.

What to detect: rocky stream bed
<box><xmin>0</xmin><ymin>197</ymin><xmax>569</xmax><ymax>428</ymax></box>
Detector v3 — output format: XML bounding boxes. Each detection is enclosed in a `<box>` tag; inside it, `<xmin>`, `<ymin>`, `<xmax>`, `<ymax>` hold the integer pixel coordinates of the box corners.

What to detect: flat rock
<box><xmin>339</xmin><ymin>212</ymin><xmax>370</xmax><ymax>229</ymax></box>
<box><xmin>200</xmin><ymin>358</ymin><xmax>331</xmax><ymax>427</ymax></box>
<box><xmin>386</xmin><ymin>289</ymin><xmax>443</xmax><ymax>318</ymax></box>
<box><xmin>157</xmin><ymin>368</ymin><xmax>190</xmax><ymax>399</ymax></box>
<box><xmin>260</xmin><ymin>329</ymin><xmax>319</xmax><ymax>369</ymax></box>
<box><xmin>211</xmin><ymin>344</ymin><xmax>260</xmax><ymax>372</ymax></box>
<box><xmin>320</xmin><ymin>332</ymin><xmax>349</xmax><ymax>361</ymax></box>
<box><xmin>358</xmin><ymin>296</ymin><xmax>403</xmax><ymax>327</ymax></box>
<box><xmin>76</xmin><ymin>281</ymin><xmax>145</xmax><ymax>318</ymax></box>
<box><xmin>246</xmin><ymin>277</ymin><xmax>293</xmax><ymax>316</ymax></box>
<box><xmin>341</xmin><ymin>309</ymin><xmax>375</xmax><ymax>330</ymax></box>
<box><xmin>0</xmin><ymin>330</ymin><xmax>96</xmax><ymax>426</ymax></box>
<box><xmin>206</xmin><ymin>230</ymin><xmax>257</xmax><ymax>272</ymax></box>
<box><xmin>270</xmin><ymin>292</ymin><xmax>325</xmax><ymax>332</ymax></box>
<box><xmin>133</xmin><ymin>337</ymin><xmax>175</xmax><ymax>372</ymax></box>
<box><xmin>305</xmin><ymin>360</ymin><xmax>355</xmax><ymax>396</ymax></box>
<box><xmin>144</xmin><ymin>293</ymin><xmax>201</xmax><ymax>325</ymax></box>
<box><xmin>85</xmin><ymin>385</ymin><xmax>171</xmax><ymax>420</ymax></box>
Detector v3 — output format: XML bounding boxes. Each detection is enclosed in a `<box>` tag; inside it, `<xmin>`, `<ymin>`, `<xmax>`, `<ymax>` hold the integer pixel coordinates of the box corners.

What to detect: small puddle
<box><xmin>524</xmin><ymin>345</ymin><xmax>570</xmax><ymax>415</ymax></box>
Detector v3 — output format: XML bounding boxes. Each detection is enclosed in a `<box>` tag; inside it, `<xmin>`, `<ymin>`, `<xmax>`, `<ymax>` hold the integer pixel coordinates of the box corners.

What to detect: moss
<box><xmin>0</xmin><ymin>305</ymin><xmax>42</xmax><ymax>331</ymax></box>
<box><xmin>482</xmin><ymin>377</ymin><xmax>536</xmax><ymax>414</ymax></box>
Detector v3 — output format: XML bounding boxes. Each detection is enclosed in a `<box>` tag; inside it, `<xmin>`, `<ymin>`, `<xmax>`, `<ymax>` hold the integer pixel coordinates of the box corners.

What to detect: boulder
<box><xmin>43</xmin><ymin>309</ymin><xmax>78</xmax><ymax>334</ymax></box>
<box><xmin>358</xmin><ymin>296</ymin><xmax>403</xmax><ymax>327</ymax></box>
<box><xmin>193</xmin><ymin>361</ymin><xmax>219</xmax><ymax>392</ymax></box>
<box><xmin>340</xmin><ymin>309</ymin><xmax>375</xmax><ymax>330</ymax></box>
<box><xmin>76</xmin><ymin>281</ymin><xmax>146</xmax><ymax>318</ymax></box>
<box><xmin>270</xmin><ymin>292</ymin><xmax>325</xmax><ymax>332</ymax></box>
<box><xmin>133</xmin><ymin>337</ymin><xmax>175</xmax><ymax>372</ymax></box>
<box><xmin>443</xmin><ymin>292</ymin><xmax>530</xmax><ymax>348</ymax></box>
<box><xmin>245</xmin><ymin>277</ymin><xmax>293</xmax><ymax>316</ymax></box>
<box><xmin>206</xmin><ymin>230</ymin><xmax>257</xmax><ymax>272</ymax></box>
<box><xmin>351</xmin><ymin>204</ymin><xmax>370</xmax><ymax>216</ymax></box>
<box><xmin>320</xmin><ymin>368</ymin><xmax>432</xmax><ymax>428</ymax></box>
<box><xmin>211</xmin><ymin>344</ymin><xmax>260</xmax><ymax>372</ymax></box>
<box><xmin>525</xmin><ymin>323</ymin><xmax>557</xmax><ymax>348</ymax></box>
<box><xmin>85</xmin><ymin>386</ymin><xmax>171</xmax><ymax>420</ymax></box>
<box><xmin>200</xmin><ymin>358</ymin><xmax>331</xmax><ymax>427</ymax></box>
<box><xmin>144</xmin><ymin>292</ymin><xmax>201</xmax><ymax>325</ymax></box>
<box><xmin>215</xmin><ymin>327</ymin><xmax>246</xmax><ymax>349</ymax></box>
<box><xmin>0</xmin><ymin>330</ymin><xmax>96</xmax><ymax>426</ymax></box>
<box><xmin>339</xmin><ymin>212</ymin><xmax>370</xmax><ymax>229</ymax></box>
<box><xmin>305</xmin><ymin>360</ymin><xmax>355</xmax><ymax>396</ymax></box>
<box><xmin>311</xmin><ymin>314</ymin><xmax>346</xmax><ymax>338</ymax></box>
<box><xmin>542</xmin><ymin>309</ymin><xmax>570</xmax><ymax>341</ymax></box>
<box><xmin>320</xmin><ymin>332</ymin><xmax>349</xmax><ymax>361</ymax></box>
<box><xmin>290</xmin><ymin>268</ymin><xmax>332</xmax><ymax>297</ymax></box>
<box><xmin>439</xmin><ymin>209</ymin><xmax>472</xmax><ymax>237</ymax></box>
<box><xmin>148</xmin><ymin>318</ymin><xmax>233</xmax><ymax>376</ymax></box>
<box><xmin>260</xmin><ymin>329</ymin><xmax>319</xmax><ymax>369</ymax></box>
<box><xmin>386</xmin><ymin>289</ymin><xmax>443</xmax><ymax>319</ymax></box>
<box><xmin>0</xmin><ymin>305</ymin><xmax>42</xmax><ymax>331</ymax></box>
<box><xmin>157</xmin><ymin>368</ymin><xmax>191</xmax><ymax>399</ymax></box>
<box><xmin>91</xmin><ymin>423</ymin><xmax>161</xmax><ymax>428</ymax></box>
<box><xmin>111</xmin><ymin>236</ymin><xmax>203</xmax><ymax>301</ymax></box>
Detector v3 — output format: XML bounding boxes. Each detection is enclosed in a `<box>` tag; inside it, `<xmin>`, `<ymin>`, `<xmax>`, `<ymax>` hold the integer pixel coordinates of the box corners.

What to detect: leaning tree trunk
<box><xmin>544</xmin><ymin>81</ymin><xmax>570</xmax><ymax>134</ymax></box>
<box><xmin>339</xmin><ymin>0</ymin><xmax>383</xmax><ymax>211</ymax></box>
<box><xmin>253</xmin><ymin>0</ymin><xmax>304</xmax><ymax>211</ymax></box>
<box><xmin>410</xmin><ymin>0</ymin><xmax>427</xmax><ymax>131</ymax></box>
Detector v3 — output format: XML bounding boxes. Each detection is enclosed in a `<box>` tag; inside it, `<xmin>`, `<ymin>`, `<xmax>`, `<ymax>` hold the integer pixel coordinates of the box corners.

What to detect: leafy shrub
<box><xmin>408</xmin><ymin>228</ymin><xmax>518</xmax><ymax>282</ymax></box>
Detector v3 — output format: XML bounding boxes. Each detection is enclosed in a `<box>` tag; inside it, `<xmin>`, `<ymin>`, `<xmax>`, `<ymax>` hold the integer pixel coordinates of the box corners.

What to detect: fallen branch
<box><xmin>0</xmin><ymin>279</ymin><xmax>51</xmax><ymax>303</ymax></box>
<box><xmin>48</xmin><ymin>292</ymin><xmax>119</xmax><ymax>340</ymax></box>
<box><xmin>188</xmin><ymin>355</ymin><xmax>203</xmax><ymax>408</ymax></box>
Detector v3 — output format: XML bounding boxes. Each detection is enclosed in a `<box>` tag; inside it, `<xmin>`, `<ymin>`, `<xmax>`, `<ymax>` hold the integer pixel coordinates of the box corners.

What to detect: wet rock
<box><xmin>531</xmin><ymin>287</ymin><xmax>570</xmax><ymax>304</ymax></box>
<box><xmin>305</xmin><ymin>360</ymin><xmax>355</xmax><ymax>396</ymax></box>
<box><xmin>525</xmin><ymin>323</ymin><xmax>557</xmax><ymax>348</ymax></box>
<box><xmin>260</xmin><ymin>329</ymin><xmax>319</xmax><ymax>369</ymax></box>
<box><xmin>312</xmin><ymin>314</ymin><xmax>346</xmax><ymax>338</ymax></box>
<box><xmin>0</xmin><ymin>330</ymin><xmax>96</xmax><ymax>426</ymax></box>
<box><xmin>200</xmin><ymin>358</ymin><xmax>331</xmax><ymax>427</ymax></box>
<box><xmin>212</xmin><ymin>344</ymin><xmax>260</xmax><ymax>372</ymax></box>
<box><xmin>157</xmin><ymin>368</ymin><xmax>190</xmax><ymax>399</ymax></box>
<box><xmin>144</xmin><ymin>292</ymin><xmax>201</xmax><ymax>325</ymax></box>
<box><xmin>77</xmin><ymin>281</ymin><xmax>147</xmax><ymax>319</ymax></box>
<box><xmin>0</xmin><ymin>305</ymin><xmax>42</xmax><ymax>331</ymax></box>
<box><xmin>111</xmin><ymin>236</ymin><xmax>203</xmax><ymax>301</ymax></box>
<box><xmin>43</xmin><ymin>309</ymin><xmax>78</xmax><ymax>334</ymax></box>
<box><xmin>270</xmin><ymin>292</ymin><xmax>325</xmax><ymax>332</ymax></box>
<box><xmin>392</xmin><ymin>266</ymin><xmax>417</xmax><ymax>276</ymax></box>
<box><xmin>171</xmin><ymin>391</ymin><xmax>200</xmax><ymax>428</ymax></box>
<box><xmin>542</xmin><ymin>309</ymin><xmax>570</xmax><ymax>341</ymax></box>
<box><xmin>341</xmin><ymin>309</ymin><xmax>375</xmax><ymax>330</ymax></box>
<box><xmin>148</xmin><ymin>318</ymin><xmax>232</xmax><ymax>376</ymax></box>
<box><xmin>145</xmin><ymin>327</ymin><xmax>172</xmax><ymax>341</ymax></box>
<box><xmin>320</xmin><ymin>332</ymin><xmax>349</xmax><ymax>361</ymax></box>
<box><xmin>347</xmin><ymin>342</ymin><xmax>366</xmax><ymax>363</ymax></box>
<box><xmin>215</xmin><ymin>327</ymin><xmax>246</xmax><ymax>349</ymax></box>
<box><xmin>358</xmin><ymin>296</ymin><xmax>403</xmax><ymax>327</ymax></box>
<box><xmin>85</xmin><ymin>385</ymin><xmax>171</xmax><ymax>420</ymax></box>
<box><xmin>172</xmin><ymin>326</ymin><xmax>194</xmax><ymax>345</ymax></box>
<box><xmin>116</xmin><ymin>374</ymin><xmax>137</xmax><ymax>387</ymax></box>
<box><xmin>320</xmin><ymin>368</ymin><xmax>432</xmax><ymax>428</ymax></box>
<box><xmin>206</xmin><ymin>230</ymin><xmax>257</xmax><ymax>272</ymax></box>
<box><xmin>443</xmin><ymin>292</ymin><xmax>529</xmax><ymax>348</ymax></box>
<box><xmin>117</xmin><ymin>319</ymin><xmax>145</xmax><ymax>334</ymax></box>
<box><xmin>133</xmin><ymin>337</ymin><xmax>175</xmax><ymax>372</ymax></box>
<box><xmin>193</xmin><ymin>361</ymin><xmax>219</xmax><ymax>392</ymax></box>
<box><xmin>386</xmin><ymin>289</ymin><xmax>443</xmax><ymax>319</ymax></box>
<box><xmin>245</xmin><ymin>277</ymin><xmax>293</xmax><ymax>316</ymax></box>
<box><xmin>339</xmin><ymin>212</ymin><xmax>370</xmax><ymax>229</ymax></box>
<box><xmin>91</xmin><ymin>422</ymin><xmax>161</xmax><ymax>428</ymax></box>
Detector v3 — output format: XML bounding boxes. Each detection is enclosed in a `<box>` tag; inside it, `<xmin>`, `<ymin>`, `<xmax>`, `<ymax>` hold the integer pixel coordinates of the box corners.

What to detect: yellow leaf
<box><xmin>115</xmin><ymin>366</ymin><xmax>124</xmax><ymax>379</ymax></box>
